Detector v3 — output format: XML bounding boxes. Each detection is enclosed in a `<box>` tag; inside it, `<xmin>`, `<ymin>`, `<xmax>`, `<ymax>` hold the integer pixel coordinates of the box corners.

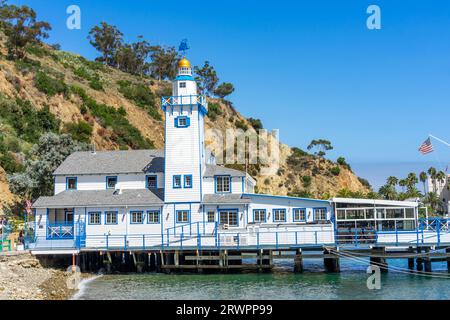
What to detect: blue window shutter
<box><xmin>186</xmin><ymin>117</ymin><xmax>190</xmax><ymax>127</ymax></box>
<box><xmin>174</xmin><ymin>118</ymin><xmax>179</xmax><ymax>127</ymax></box>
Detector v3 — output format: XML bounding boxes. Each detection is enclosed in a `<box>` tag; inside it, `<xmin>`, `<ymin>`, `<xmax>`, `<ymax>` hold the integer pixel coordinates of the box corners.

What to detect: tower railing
<box><xmin>161</xmin><ymin>95</ymin><xmax>208</xmax><ymax>110</ymax></box>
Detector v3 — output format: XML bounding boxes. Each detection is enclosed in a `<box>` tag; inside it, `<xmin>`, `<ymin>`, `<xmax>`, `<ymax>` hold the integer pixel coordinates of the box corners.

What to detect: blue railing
<box><xmin>46</xmin><ymin>223</ymin><xmax>74</xmax><ymax>240</ymax></box>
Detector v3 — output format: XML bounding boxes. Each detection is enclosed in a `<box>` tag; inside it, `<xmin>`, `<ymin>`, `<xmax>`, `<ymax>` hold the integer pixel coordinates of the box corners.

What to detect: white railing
<box><xmin>161</xmin><ymin>95</ymin><xmax>208</xmax><ymax>109</ymax></box>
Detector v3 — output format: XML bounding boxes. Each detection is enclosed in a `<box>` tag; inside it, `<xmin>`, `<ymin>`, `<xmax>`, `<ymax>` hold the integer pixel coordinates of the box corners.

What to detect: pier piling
<box><xmin>294</xmin><ymin>249</ymin><xmax>303</xmax><ymax>273</ymax></box>
<box><xmin>323</xmin><ymin>248</ymin><xmax>340</xmax><ymax>273</ymax></box>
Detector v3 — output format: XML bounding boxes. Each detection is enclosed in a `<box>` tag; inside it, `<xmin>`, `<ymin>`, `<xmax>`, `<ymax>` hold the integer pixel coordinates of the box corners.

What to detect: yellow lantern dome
<box><xmin>178</xmin><ymin>57</ymin><xmax>191</xmax><ymax>68</ymax></box>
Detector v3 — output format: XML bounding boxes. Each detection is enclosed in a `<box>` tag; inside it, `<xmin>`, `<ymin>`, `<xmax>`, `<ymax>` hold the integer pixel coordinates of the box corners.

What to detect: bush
<box><xmin>34</xmin><ymin>71</ymin><xmax>68</xmax><ymax>97</ymax></box>
<box><xmin>337</xmin><ymin>156</ymin><xmax>351</xmax><ymax>170</ymax></box>
<box><xmin>287</xmin><ymin>147</ymin><xmax>309</xmax><ymax>167</ymax></box>
<box><xmin>330</xmin><ymin>166</ymin><xmax>341</xmax><ymax>176</ymax></box>
<box><xmin>358</xmin><ymin>177</ymin><xmax>372</xmax><ymax>189</ymax></box>
<box><xmin>235</xmin><ymin>119</ymin><xmax>248</xmax><ymax>131</ymax></box>
<box><xmin>301</xmin><ymin>175</ymin><xmax>312</xmax><ymax>188</ymax></box>
<box><xmin>0</xmin><ymin>152</ymin><xmax>24</xmax><ymax>173</ymax></box>
<box><xmin>89</xmin><ymin>78</ymin><xmax>104</xmax><ymax>91</ymax></box>
<box><xmin>70</xmin><ymin>86</ymin><xmax>154</xmax><ymax>149</ymax></box>
<box><xmin>0</xmin><ymin>96</ymin><xmax>60</xmax><ymax>144</ymax></box>
<box><xmin>63</xmin><ymin>121</ymin><xmax>93</xmax><ymax>143</ymax></box>
<box><xmin>117</xmin><ymin>80</ymin><xmax>161</xmax><ymax>121</ymax></box>
<box><xmin>247</xmin><ymin>117</ymin><xmax>263</xmax><ymax>131</ymax></box>
<box><xmin>207</xmin><ymin>102</ymin><xmax>222</xmax><ymax>121</ymax></box>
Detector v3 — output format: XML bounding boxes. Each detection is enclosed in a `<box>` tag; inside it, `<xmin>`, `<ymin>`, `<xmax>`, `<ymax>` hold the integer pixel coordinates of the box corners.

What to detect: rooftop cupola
<box><xmin>178</xmin><ymin>57</ymin><xmax>192</xmax><ymax>76</ymax></box>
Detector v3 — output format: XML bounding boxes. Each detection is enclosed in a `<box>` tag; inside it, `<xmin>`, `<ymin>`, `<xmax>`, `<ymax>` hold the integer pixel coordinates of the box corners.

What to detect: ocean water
<box><xmin>75</xmin><ymin>258</ymin><xmax>450</xmax><ymax>300</ymax></box>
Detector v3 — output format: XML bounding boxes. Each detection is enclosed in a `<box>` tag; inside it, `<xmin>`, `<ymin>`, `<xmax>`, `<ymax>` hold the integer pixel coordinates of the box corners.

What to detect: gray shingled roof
<box><xmin>53</xmin><ymin>150</ymin><xmax>164</xmax><ymax>175</ymax></box>
<box><xmin>203</xmin><ymin>165</ymin><xmax>246</xmax><ymax>177</ymax></box>
<box><xmin>33</xmin><ymin>189</ymin><xmax>164</xmax><ymax>208</ymax></box>
<box><xmin>202</xmin><ymin>194</ymin><xmax>251</xmax><ymax>204</ymax></box>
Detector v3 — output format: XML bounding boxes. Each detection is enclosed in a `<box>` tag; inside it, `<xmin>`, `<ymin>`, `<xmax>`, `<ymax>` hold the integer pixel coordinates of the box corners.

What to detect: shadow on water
<box><xmin>75</xmin><ymin>258</ymin><xmax>450</xmax><ymax>300</ymax></box>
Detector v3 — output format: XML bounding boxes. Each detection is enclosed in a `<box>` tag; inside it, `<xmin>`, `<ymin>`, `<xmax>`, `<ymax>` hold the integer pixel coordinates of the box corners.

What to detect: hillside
<box><xmin>0</xmin><ymin>39</ymin><xmax>370</xmax><ymax>211</ymax></box>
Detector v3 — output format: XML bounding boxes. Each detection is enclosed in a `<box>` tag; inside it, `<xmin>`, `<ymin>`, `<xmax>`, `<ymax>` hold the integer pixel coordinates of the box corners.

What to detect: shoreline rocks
<box><xmin>0</xmin><ymin>252</ymin><xmax>90</xmax><ymax>300</ymax></box>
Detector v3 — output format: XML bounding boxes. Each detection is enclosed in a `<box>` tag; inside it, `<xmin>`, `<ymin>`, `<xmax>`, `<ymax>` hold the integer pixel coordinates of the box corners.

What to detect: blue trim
<box><xmin>66</xmin><ymin>177</ymin><xmax>77</xmax><ymax>190</ymax></box>
<box><xmin>198</xmin><ymin>109</ymin><xmax>203</xmax><ymax>201</ymax></box>
<box><xmin>88</xmin><ymin>212</ymin><xmax>101</xmax><ymax>225</ymax></box>
<box><xmin>175</xmin><ymin>75</ymin><xmax>194</xmax><ymax>81</ymax></box>
<box><xmin>184</xmin><ymin>174</ymin><xmax>193</xmax><ymax>188</ymax></box>
<box><xmin>106</xmin><ymin>176</ymin><xmax>118</xmax><ymax>190</ymax></box>
<box><xmin>293</xmin><ymin>208</ymin><xmax>307</xmax><ymax>222</ymax></box>
<box><xmin>218</xmin><ymin>208</ymin><xmax>239</xmax><ymax>227</ymax></box>
<box><xmin>130</xmin><ymin>211</ymin><xmax>144</xmax><ymax>224</ymax></box>
<box><xmin>241</xmin><ymin>177</ymin><xmax>245</xmax><ymax>193</ymax></box>
<box><xmin>242</xmin><ymin>193</ymin><xmax>331</xmax><ymax>204</ymax></box>
<box><xmin>253</xmin><ymin>209</ymin><xmax>266</xmax><ymax>223</ymax></box>
<box><xmin>175</xmin><ymin>116</ymin><xmax>190</xmax><ymax>128</ymax></box>
<box><xmin>147</xmin><ymin>210</ymin><xmax>161</xmax><ymax>224</ymax></box>
<box><xmin>176</xmin><ymin>209</ymin><xmax>191</xmax><ymax>223</ymax></box>
<box><xmin>146</xmin><ymin>175</ymin><xmax>158</xmax><ymax>189</ymax></box>
<box><xmin>214</xmin><ymin>175</ymin><xmax>232</xmax><ymax>193</ymax></box>
<box><xmin>272</xmin><ymin>208</ymin><xmax>287</xmax><ymax>223</ymax></box>
<box><xmin>173</xmin><ymin>175</ymin><xmax>182</xmax><ymax>189</ymax></box>
<box><xmin>104</xmin><ymin>211</ymin><xmax>118</xmax><ymax>225</ymax></box>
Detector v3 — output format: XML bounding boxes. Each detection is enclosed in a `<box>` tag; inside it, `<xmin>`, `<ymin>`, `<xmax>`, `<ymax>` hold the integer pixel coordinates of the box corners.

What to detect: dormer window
<box><xmin>66</xmin><ymin>177</ymin><xmax>77</xmax><ymax>191</ymax></box>
<box><xmin>106</xmin><ymin>176</ymin><xmax>118</xmax><ymax>189</ymax></box>
<box><xmin>179</xmin><ymin>82</ymin><xmax>186</xmax><ymax>88</ymax></box>
<box><xmin>215</xmin><ymin>176</ymin><xmax>231</xmax><ymax>193</ymax></box>
<box><xmin>146</xmin><ymin>175</ymin><xmax>157</xmax><ymax>189</ymax></box>
<box><xmin>175</xmin><ymin>116</ymin><xmax>190</xmax><ymax>128</ymax></box>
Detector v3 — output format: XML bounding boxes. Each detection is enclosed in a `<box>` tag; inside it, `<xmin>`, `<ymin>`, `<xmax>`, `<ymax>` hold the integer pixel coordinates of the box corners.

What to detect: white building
<box><xmin>30</xmin><ymin>57</ymin><xmax>421</xmax><ymax>254</ymax></box>
<box><xmin>427</xmin><ymin>174</ymin><xmax>450</xmax><ymax>215</ymax></box>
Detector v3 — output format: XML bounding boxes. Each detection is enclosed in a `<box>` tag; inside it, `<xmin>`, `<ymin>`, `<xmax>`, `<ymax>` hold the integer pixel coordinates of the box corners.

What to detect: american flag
<box><xmin>419</xmin><ymin>138</ymin><xmax>434</xmax><ymax>155</ymax></box>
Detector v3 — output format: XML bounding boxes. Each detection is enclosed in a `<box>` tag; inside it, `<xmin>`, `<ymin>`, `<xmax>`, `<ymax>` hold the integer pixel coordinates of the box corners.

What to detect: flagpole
<box><xmin>429</xmin><ymin>134</ymin><xmax>450</xmax><ymax>147</ymax></box>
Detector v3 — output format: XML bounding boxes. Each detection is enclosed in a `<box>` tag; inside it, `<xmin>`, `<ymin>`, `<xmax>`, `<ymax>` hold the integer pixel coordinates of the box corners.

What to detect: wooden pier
<box><xmin>37</xmin><ymin>244</ymin><xmax>450</xmax><ymax>275</ymax></box>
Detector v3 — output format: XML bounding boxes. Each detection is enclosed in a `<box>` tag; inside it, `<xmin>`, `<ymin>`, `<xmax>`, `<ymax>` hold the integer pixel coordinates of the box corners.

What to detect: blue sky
<box><xmin>10</xmin><ymin>0</ymin><xmax>450</xmax><ymax>189</ymax></box>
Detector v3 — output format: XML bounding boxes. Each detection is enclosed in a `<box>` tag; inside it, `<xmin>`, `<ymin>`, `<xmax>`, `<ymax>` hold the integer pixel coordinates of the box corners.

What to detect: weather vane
<box><xmin>179</xmin><ymin>39</ymin><xmax>190</xmax><ymax>57</ymax></box>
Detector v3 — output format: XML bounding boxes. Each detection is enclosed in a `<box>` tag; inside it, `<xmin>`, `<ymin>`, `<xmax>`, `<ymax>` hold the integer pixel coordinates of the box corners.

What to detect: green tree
<box><xmin>88</xmin><ymin>22</ymin><xmax>123</xmax><ymax>67</ymax></box>
<box><xmin>8</xmin><ymin>133</ymin><xmax>88</xmax><ymax>200</ymax></box>
<box><xmin>194</xmin><ymin>61</ymin><xmax>218</xmax><ymax>95</ymax></box>
<box><xmin>387</xmin><ymin>176</ymin><xmax>398</xmax><ymax>187</ymax></box>
<box><xmin>149</xmin><ymin>45</ymin><xmax>179</xmax><ymax>80</ymax></box>
<box><xmin>423</xmin><ymin>192</ymin><xmax>440</xmax><ymax>213</ymax></box>
<box><xmin>214</xmin><ymin>82</ymin><xmax>234</xmax><ymax>98</ymax></box>
<box><xmin>307</xmin><ymin>139</ymin><xmax>333</xmax><ymax>158</ymax></box>
<box><xmin>428</xmin><ymin>167</ymin><xmax>437</xmax><ymax>193</ymax></box>
<box><xmin>419</xmin><ymin>171</ymin><xmax>428</xmax><ymax>195</ymax></box>
<box><xmin>378</xmin><ymin>184</ymin><xmax>397</xmax><ymax>200</ymax></box>
<box><xmin>0</xmin><ymin>2</ymin><xmax>51</xmax><ymax>60</ymax></box>
<box><xmin>115</xmin><ymin>37</ymin><xmax>152</xmax><ymax>75</ymax></box>
<box><xmin>247</xmin><ymin>118</ymin><xmax>263</xmax><ymax>131</ymax></box>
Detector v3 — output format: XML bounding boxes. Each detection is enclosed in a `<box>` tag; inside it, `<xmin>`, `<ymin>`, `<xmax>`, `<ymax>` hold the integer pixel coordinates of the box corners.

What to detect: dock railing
<box><xmin>27</xmin><ymin>218</ymin><xmax>450</xmax><ymax>252</ymax></box>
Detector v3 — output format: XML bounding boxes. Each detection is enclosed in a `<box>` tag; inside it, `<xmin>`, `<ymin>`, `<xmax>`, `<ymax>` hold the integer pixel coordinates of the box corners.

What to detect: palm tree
<box><xmin>423</xmin><ymin>192</ymin><xmax>440</xmax><ymax>214</ymax></box>
<box><xmin>379</xmin><ymin>184</ymin><xmax>397</xmax><ymax>200</ymax></box>
<box><xmin>419</xmin><ymin>171</ymin><xmax>428</xmax><ymax>195</ymax></box>
<box><xmin>428</xmin><ymin>167</ymin><xmax>437</xmax><ymax>193</ymax></box>
<box><xmin>387</xmin><ymin>176</ymin><xmax>398</xmax><ymax>187</ymax></box>
<box><xmin>436</xmin><ymin>171</ymin><xmax>447</xmax><ymax>190</ymax></box>
<box><xmin>406</xmin><ymin>173</ymin><xmax>418</xmax><ymax>190</ymax></box>
<box><xmin>399</xmin><ymin>179</ymin><xmax>407</xmax><ymax>193</ymax></box>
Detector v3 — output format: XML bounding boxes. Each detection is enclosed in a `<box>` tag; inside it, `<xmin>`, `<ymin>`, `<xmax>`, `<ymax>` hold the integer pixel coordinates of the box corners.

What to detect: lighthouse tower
<box><xmin>162</xmin><ymin>57</ymin><xmax>208</xmax><ymax>203</ymax></box>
